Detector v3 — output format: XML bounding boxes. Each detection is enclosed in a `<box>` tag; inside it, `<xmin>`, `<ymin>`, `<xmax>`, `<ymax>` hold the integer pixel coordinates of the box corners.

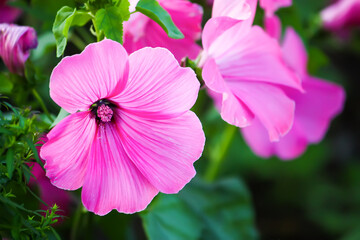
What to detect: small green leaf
<box><xmin>95</xmin><ymin>6</ymin><xmax>124</xmax><ymax>43</ymax></box>
<box><xmin>53</xmin><ymin>6</ymin><xmax>76</xmax><ymax>57</ymax></box>
<box><xmin>53</xmin><ymin>7</ymin><xmax>91</xmax><ymax>57</ymax></box>
<box><xmin>51</xmin><ymin>108</ymin><xmax>70</xmax><ymax>128</ymax></box>
<box><xmin>6</xmin><ymin>148</ymin><xmax>14</xmax><ymax>179</ymax></box>
<box><xmin>73</xmin><ymin>10</ymin><xmax>92</xmax><ymax>26</ymax></box>
<box><xmin>0</xmin><ymin>73</ymin><xmax>13</xmax><ymax>94</ymax></box>
<box><xmin>136</xmin><ymin>0</ymin><xmax>184</xmax><ymax>39</ymax></box>
<box><xmin>140</xmin><ymin>194</ymin><xmax>203</xmax><ymax>240</ymax></box>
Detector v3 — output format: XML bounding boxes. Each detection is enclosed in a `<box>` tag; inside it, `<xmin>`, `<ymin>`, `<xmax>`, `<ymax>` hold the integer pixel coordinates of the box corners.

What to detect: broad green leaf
<box><xmin>0</xmin><ymin>73</ymin><xmax>13</xmax><ymax>94</ymax></box>
<box><xmin>53</xmin><ymin>6</ymin><xmax>76</xmax><ymax>57</ymax></box>
<box><xmin>95</xmin><ymin>6</ymin><xmax>124</xmax><ymax>43</ymax></box>
<box><xmin>140</xmin><ymin>194</ymin><xmax>203</xmax><ymax>240</ymax></box>
<box><xmin>53</xmin><ymin>7</ymin><xmax>91</xmax><ymax>57</ymax></box>
<box><xmin>51</xmin><ymin>108</ymin><xmax>70</xmax><ymax>128</ymax></box>
<box><xmin>117</xmin><ymin>0</ymin><xmax>130</xmax><ymax>21</ymax></box>
<box><xmin>6</xmin><ymin>148</ymin><xmax>14</xmax><ymax>179</ymax></box>
<box><xmin>179</xmin><ymin>178</ymin><xmax>258</xmax><ymax>240</ymax></box>
<box><xmin>136</xmin><ymin>0</ymin><xmax>184</xmax><ymax>39</ymax></box>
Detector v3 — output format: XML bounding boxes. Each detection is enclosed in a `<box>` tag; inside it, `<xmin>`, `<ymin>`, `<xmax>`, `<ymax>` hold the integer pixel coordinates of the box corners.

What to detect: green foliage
<box><xmin>0</xmin><ymin>73</ymin><xmax>13</xmax><ymax>94</ymax></box>
<box><xmin>136</xmin><ymin>0</ymin><xmax>184</xmax><ymax>39</ymax></box>
<box><xmin>0</xmin><ymin>101</ymin><xmax>62</xmax><ymax>239</ymax></box>
<box><xmin>141</xmin><ymin>177</ymin><xmax>258</xmax><ymax>240</ymax></box>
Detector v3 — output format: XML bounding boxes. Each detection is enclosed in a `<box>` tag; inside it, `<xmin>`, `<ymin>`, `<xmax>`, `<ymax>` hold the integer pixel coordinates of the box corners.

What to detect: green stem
<box><xmin>204</xmin><ymin>124</ymin><xmax>237</xmax><ymax>182</ymax></box>
<box><xmin>69</xmin><ymin>33</ymin><xmax>87</xmax><ymax>51</ymax></box>
<box><xmin>31</xmin><ymin>89</ymin><xmax>52</xmax><ymax>121</ymax></box>
<box><xmin>91</xmin><ymin>19</ymin><xmax>102</xmax><ymax>42</ymax></box>
<box><xmin>76</xmin><ymin>27</ymin><xmax>95</xmax><ymax>44</ymax></box>
<box><xmin>70</xmin><ymin>204</ymin><xmax>83</xmax><ymax>240</ymax></box>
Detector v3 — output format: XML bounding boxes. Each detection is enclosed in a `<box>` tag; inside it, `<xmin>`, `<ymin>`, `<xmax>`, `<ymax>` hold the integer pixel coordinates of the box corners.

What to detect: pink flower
<box><xmin>0</xmin><ymin>0</ymin><xmax>21</xmax><ymax>23</ymax></box>
<box><xmin>321</xmin><ymin>0</ymin><xmax>360</xmax><ymax>31</ymax></box>
<box><xmin>28</xmin><ymin>136</ymin><xmax>71</xmax><ymax>220</ymax></box>
<box><xmin>0</xmin><ymin>23</ymin><xmax>37</xmax><ymax>75</ymax></box>
<box><xmin>123</xmin><ymin>0</ymin><xmax>203</xmax><ymax>62</ymax></box>
<box><xmin>241</xmin><ymin>28</ymin><xmax>345</xmax><ymax>160</ymax></box>
<box><xmin>201</xmin><ymin>0</ymin><xmax>301</xmax><ymax>141</ymax></box>
<box><xmin>40</xmin><ymin>39</ymin><xmax>205</xmax><ymax>215</ymax></box>
<box><xmin>260</xmin><ymin>0</ymin><xmax>292</xmax><ymax>16</ymax></box>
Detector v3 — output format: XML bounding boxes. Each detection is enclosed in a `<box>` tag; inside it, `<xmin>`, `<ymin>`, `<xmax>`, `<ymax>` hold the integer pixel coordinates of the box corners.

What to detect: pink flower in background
<box><xmin>321</xmin><ymin>0</ymin><xmax>360</xmax><ymax>31</ymax></box>
<box><xmin>123</xmin><ymin>0</ymin><xmax>203</xmax><ymax>62</ymax></box>
<box><xmin>260</xmin><ymin>0</ymin><xmax>292</xmax><ymax>39</ymax></box>
<box><xmin>201</xmin><ymin>0</ymin><xmax>301</xmax><ymax>141</ymax></box>
<box><xmin>260</xmin><ymin>0</ymin><xmax>292</xmax><ymax>16</ymax></box>
<box><xmin>28</xmin><ymin>136</ymin><xmax>71</xmax><ymax>220</ymax></box>
<box><xmin>242</xmin><ymin>28</ymin><xmax>345</xmax><ymax>160</ymax></box>
<box><xmin>40</xmin><ymin>39</ymin><xmax>205</xmax><ymax>215</ymax></box>
<box><xmin>0</xmin><ymin>23</ymin><xmax>37</xmax><ymax>75</ymax></box>
<box><xmin>0</xmin><ymin>0</ymin><xmax>21</xmax><ymax>23</ymax></box>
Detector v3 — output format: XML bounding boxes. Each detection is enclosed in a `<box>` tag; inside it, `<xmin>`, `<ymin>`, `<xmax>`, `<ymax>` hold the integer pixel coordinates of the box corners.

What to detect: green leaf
<box><xmin>53</xmin><ymin>6</ymin><xmax>76</xmax><ymax>57</ymax></box>
<box><xmin>53</xmin><ymin>7</ymin><xmax>91</xmax><ymax>57</ymax></box>
<box><xmin>73</xmin><ymin>10</ymin><xmax>92</xmax><ymax>26</ymax></box>
<box><xmin>0</xmin><ymin>73</ymin><xmax>13</xmax><ymax>94</ymax></box>
<box><xmin>179</xmin><ymin>178</ymin><xmax>258</xmax><ymax>240</ymax></box>
<box><xmin>140</xmin><ymin>194</ymin><xmax>203</xmax><ymax>240</ymax></box>
<box><xmin>25</xmin><ymin>139</ymin><xmax>42</xmax><ymax>169</ymax></box>
<box><xmin>117</xmin><ymin>0</ymin><xmax>130</xmax><ymax>21</ymax></box>
<box><xmin>51</xmin><ymin>108</ymin><xmax>70</xmax><ymax>128</ymax></box>
<box><xmin>6</xmin><ymin>148</ymin><xmax>14</xmax><ymax>179</ymax></box>
<box><xmin>135</xmin><ymin>0</ymin><xmax>184</xmax><ymax>39</ymax></box>
<box><xmin>95</xmin><ymin>7</ymin><xmax>124</xmax><ymax>43</ymax></box>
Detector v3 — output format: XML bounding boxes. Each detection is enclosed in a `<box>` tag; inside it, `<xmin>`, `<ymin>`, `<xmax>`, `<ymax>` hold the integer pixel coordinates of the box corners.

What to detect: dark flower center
<box><xmin>91</xmin><ymin>99</ymin><xmax>115</xmax><ymax>123</ymax></box>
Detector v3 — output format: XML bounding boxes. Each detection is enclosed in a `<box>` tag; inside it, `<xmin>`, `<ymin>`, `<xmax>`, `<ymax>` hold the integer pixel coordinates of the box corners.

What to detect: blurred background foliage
<box><xmin>0</xmin><ymin>0</ymin><xmax>359</xmax><ymax>239</ymax></box>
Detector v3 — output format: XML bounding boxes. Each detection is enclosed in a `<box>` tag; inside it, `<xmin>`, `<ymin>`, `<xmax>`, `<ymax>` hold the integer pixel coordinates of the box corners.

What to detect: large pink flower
<box><xmin>40</xmin><ymin>39</ymin><xmax>205</xmax><ymax>215</ymax></box>
<box><xmin>321</xmin><ymin>0</ymin><xmax>360</xmax><ymax>31</ymax></box>
<box><xmin>201</xmin><ymin>0</ymin><xmax>301</xmax><ymax>141</ymax></box>
<box><xmin>0</xmin><ymin>23</ymin><xmax>37</xmax><ymax>75</ymax></box>
<box><xmin>0</xmin><ymin>0</ymin><xmax>21</xmax><ymax>23</ymax></box>
<box><xmin>241</xmin><ymin>28</ymin><xmax>345</xmax><ymax>160</ymax></box>
<box><xmin>123</xmin><ymin>0</ymin><xmax>203</xmax><ymax>62</ymax></box>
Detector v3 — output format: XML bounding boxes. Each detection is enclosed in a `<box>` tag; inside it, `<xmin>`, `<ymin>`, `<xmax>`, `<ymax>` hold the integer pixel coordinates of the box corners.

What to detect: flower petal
<box><xmin>0</xmin><ymin>23</ymin><xmax>37</xmax><ymax>75</ymax></box>
<box><xmin>321</xmin><ymin>0</ymin><xmax>360</xmax><ymax>31</ymax></box>
<box><xmin>212</xmin><ymin>26</ymin><xmax>302</xmax><ymax>90</ymax></box>
<box><xmin>260</xmin><ymin>0</ymin><xmax>292</xmax><ymax>16</ymax></box>
<box><xmin>111</xmin><ymin>47</ymin><xmax>199</xmax><ymax>119</ymax></box>
<box><xmin>241</xmin><ymin>118</ymin><xmax>308</xmax><ymax>159</ymax></box>
<box><xmin>81</xmin><ymin>122</ymin><xmax>159</xmax><ymax>215</ymax></box>
<box><xmin>40</xmin><ymin>112</ymin><xmax>96</xmax><ymax>190</ymax></box>
<box><xmin>292</xmin><ymin>76</ymin><xmax>345</xmax><ymax>143</ymax></box>
<box><xmin>229</xmin><ymin>81</ymin><xmax>295</xmax><ymax>141</ymax></box>
<box><xmin>50</xmin><ymin>39</ymin><xmax>129</xmax><ymax>113</ymax></box>
<box><xmin>265</xmin><ymin>14</ymin><xmax>281</xmax><ymax>40</ymax></box>
<box><xmin>203</xmin><ymin>58</ymin><xmax>254</xmax><ymax>127</ymax></box>
<box><xmin>0</xmin><ymin>2</ymin><xmax>21</xmax><ymax>23</ymax></box>
<box><xmin>212</xmin><ymin>0</ymin><xmax>251</xmax><ymax>20</ymax></box>
<box><xmin>118</xmin><ymin>110</ymin><xmax>205</xmax><ymax>194</ymax></box>
<box><xmin>282</xmin><ymin>27</ymin><xmax>308</xmax><ymax>77</ymax></box>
